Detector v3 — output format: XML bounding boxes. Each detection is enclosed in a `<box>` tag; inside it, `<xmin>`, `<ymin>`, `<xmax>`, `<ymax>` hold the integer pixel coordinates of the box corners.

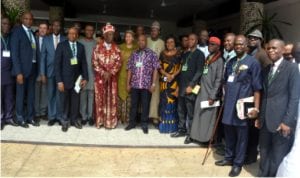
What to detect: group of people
<box><xmin>1</xmin><ymin>11</ymin><xmax>300</xmax><ymax>177</ymax></box>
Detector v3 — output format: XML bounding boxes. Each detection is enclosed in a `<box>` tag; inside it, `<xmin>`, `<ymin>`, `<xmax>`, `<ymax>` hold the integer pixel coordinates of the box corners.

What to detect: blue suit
<box><xmin>1</xmin><ymin>34</ymin><xmax>15</xmax><ymax>122</ymax></box>
<box><xmin>11</xmin><ymin>25</ymin><xmax>38</xmax><ymax>123</ymax></box>
<box><xmin>40</xmin><ymin>34</ymin><xmax>66</xmax><ymax>120</ymax></box>
<box><xmin>222</xmin><ymin>54</ymin><xmax>262</xmax><ymax>167</ymax></box>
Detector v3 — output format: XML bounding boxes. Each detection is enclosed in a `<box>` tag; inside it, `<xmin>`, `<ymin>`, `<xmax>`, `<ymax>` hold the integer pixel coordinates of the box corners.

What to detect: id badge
<box><xmin>182</xmin><ymin>64</ymin><xmax>188</xmax><ymax>71</ymax></box>
<box><xmin>31</xmin><ymin>43</ymin><xmax>36</xmax><ymax>49</ymax></box>
<box><xmin>135</xmin><ymin>62</ymin><xmax>143</xmax><ymax>68</ymax></box>
<box><xmin>203</xmin><ymin>68</ymin><xmax>208</xmax><ymax>75</ymax></box>
<box><xmin>2</xmin><ymin>50</ymin><xmax>11</xmax><ymax>57</ymax></box>
<box><xmin>70</xmin><ymin>57</ymin><xmax>78</xmax><ymax>65</ymax></box>
<box><xmin>227</xmin><ymin>74</ymin><xmax>235</xmax><ymax>82</ymax></box>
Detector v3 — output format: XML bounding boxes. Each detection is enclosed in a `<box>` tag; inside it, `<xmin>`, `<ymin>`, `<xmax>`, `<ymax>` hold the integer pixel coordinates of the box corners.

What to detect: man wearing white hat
<box><xmin>92</xmin><ymin>23</ymin><xmax>122</xmax><ymax>129</ymax></box>
<box><xmin>147</xmin><ymin>21</ymin><xmax>165</xmax><ymax>128</ymax></box>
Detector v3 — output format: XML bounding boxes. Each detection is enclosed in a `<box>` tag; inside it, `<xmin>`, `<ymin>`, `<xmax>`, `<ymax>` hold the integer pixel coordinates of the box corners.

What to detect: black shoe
<box><xmin>171</xmin><ymin>132</ymin><xmax>186</xmax><ymax>138</ymax></box>
<box><xmin>125</xmin><ymin>124</ymin><xmax>135</xmax><ymax>131</ymax></box>
<box><xmin>18</xmin><ymin>121</ymin><xmax>29</xmax><ymax>128</ymax></box>
<box><xmin>62</xmin><ymin>124</ymin><xmax>69</xmax><ymax>132</ymax></box>
<box><xmin>74</xmin><ymin>121</ymin><xmax>82</xmax><ymax>129</ymax></box>
<box><xmin>229</xmin><ymin>166</ymin><xmax>242</xmax><ymax>177</ymax></box>
<box><xmin>27</xmin><ymin>120</ymin><xmax>40</xmax><ymax>127</ymax></box>
<box><xmin>81</xmin><ymin>120</ymin><xmax>88</xmax><ymax>125</ymax></box>
<box><xmin>153</xmin><ymin>122</ymin><xmax>159</xmax><ymax>129</ymax></box>
<box><xmin>184</xmin><ymin>136</ymin><xmax>193</xmax><ymax>144</ymax></box>
<box><xmin>48</xmin><ymin>119</ymin><xmax>56</xmax><ymax>126</ymax></box>
<box><xmin>1</xmin><ymin>123</ymin><xmax>5</xmax><ymax>130</ymax></box>
<box><xmin>88</xmin><ymin>119</ymin><xmax>94</xmax><ymax>126</ymax></box>
<box><xmin>215</xmin><ymin>160</ymin><xmax>233</xmax><ymax>166</ymax></box>
<box><xmin>142</xmin><ymin>127</ymin><xmax>148</xmax><ymax>134</ymax></box>
<box><xmin>6</xmin><ymin>120</ymin><xmax>18</xmax><ymax>126</ymax></box>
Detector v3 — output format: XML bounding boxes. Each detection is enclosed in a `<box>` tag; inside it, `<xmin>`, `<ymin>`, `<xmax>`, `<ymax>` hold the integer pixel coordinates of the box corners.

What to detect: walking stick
<box><xmin>202</xmin><ymin>104</ymin><xmax>224</xmax><ymax>165</ymax></box>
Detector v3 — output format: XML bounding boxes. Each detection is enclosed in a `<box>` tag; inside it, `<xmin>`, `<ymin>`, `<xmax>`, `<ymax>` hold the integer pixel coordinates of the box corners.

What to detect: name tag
<box><xmin>31</xmin><ymin>43</ymin><xmax>36</xmax><ymax>49</ymax></box>
<box><xmin>70</xmin><ymin>57</ymin><xmax>78</xmax><ymax>65</ymax></box>
<box><xmin>203</xmin><ymin>68</ymin><xmax>208</xmax><ymax>75</ymax></box>
<box><xmin>227</xmin><ymin>75</ymin><xmax>235</xmax><ymax>82</ymax></box>
<box><xmin>2</xmin><ymin>50</ymin><xmax>11</xmax><ymax>57</ymax></box>
<box><xmin>135</xmin><ymin>62</ymin><xmax>143</xmax><ymax>68</ymax></box>
<box><xmin>182</xmin><ymin>64</ymin><xmax>188</xmax><ymax>71</ymax></box>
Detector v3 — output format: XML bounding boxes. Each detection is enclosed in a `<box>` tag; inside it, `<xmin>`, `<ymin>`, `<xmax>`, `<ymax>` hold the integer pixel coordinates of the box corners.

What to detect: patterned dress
<box><xmin>92</xmin><ymin>42</ymin><xmax>121</xmax><ymax>128</ymax></box>
<box><xmin>117</xmin><ymin>43</ymin><xmax>137</xmax><ymax>123</ymax></box>
<box><xmin>159</xmin><ymin>51</ymin><xmax>181</xmax><ymax>133</ymax></box>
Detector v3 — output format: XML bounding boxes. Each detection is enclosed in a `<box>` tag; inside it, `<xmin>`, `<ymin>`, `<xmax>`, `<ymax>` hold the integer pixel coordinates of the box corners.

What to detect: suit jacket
<box><xmin>40</xmin><ymin>34</ymin><xmax>66</xmax><ymax>77</ymax></box>
<box><xmin>10</xmin><ymin>26</ymin><xmax>38</xmax><ymax>77</ymax></box>
<box><xmin>1</xmin><ymin>34</ymin><xmax>14</xmax><ymax>85</ymax></box>
<box><xmin>55</xmin><ymin>40</ymin><xmax>88</xmax><ymax>89</ymax></box>
<box><xmin>260</xmin><ymin>59</ymin><xmax>300</xmax><ymax>132</ymax></box>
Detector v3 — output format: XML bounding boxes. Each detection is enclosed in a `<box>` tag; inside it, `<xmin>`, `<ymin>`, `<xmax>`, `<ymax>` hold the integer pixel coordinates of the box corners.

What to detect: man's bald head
<box><xmin>21</xmin><ymin>11</ymin><xmax>33</xmax><ymax>28</ymax></box>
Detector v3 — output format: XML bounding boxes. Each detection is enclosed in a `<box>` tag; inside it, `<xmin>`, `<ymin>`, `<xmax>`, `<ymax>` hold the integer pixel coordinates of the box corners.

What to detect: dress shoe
<box><xmin>88</xmin><ymin>119</ymin><xmax>94</xmax><ymax>126</ymax></box>
<box><xmin>125</xmin><ymin>124</ymin><xmax>135</xmax><ymax>131</ymax></box>
<box><xmin>18</xmin><ymin>121</ymin><xmax>29</xmax><ymax>128</ymax></box>
<box><xmin>215</xmin><ymin>160</ymin><xmax>233</xmax><ymax>166</ymax></box>
<box><xmin>62</xmin><ymin>124</ymin><xmax>69</xmax><ymax>132</ymax></box>
<box><xmin>74</xmin><ymin>121</ymin><xmax>82</xmax><ymax>129</ymax></box>
<box><xmin>27</xmin><ymin>120</ymin><xmax>40</xmax><ymax>127</ymax></box>
<box><xmin>184</xmin><ymin>136</ymin><xmax>193</xmax><ymax>144</ymax></box>
<box><xmin>1</xmin><ymin>123</ymin><xmax>4</xmax><ymax>130</ymax></box>
<box><xmin>171</xmin><ymin>132</ymin><xmax>186</xmax><ymax>138</ymax></box>
<box><xmin>142</xmin><ymin>127</ymin><xmax>148</xmax><ymax>134</ymax></box>
<box><xmin>229</xmin><ymin>166</ymin><xmax>242</xmax><ymax>177</ymax></box>
<box><xmin>48</xmin><ymin>119</ymin><xmax>56</xmax><ymax>126</ymax></box>
<box><xmin>6</xmin><ymin>120</ymin><xmax>18</xmax><ymax>126</ymax></box>
<box><xmin>81</xmin><ymin>120</ymin><xmax>88</xmax><ymax>125</ymax></box>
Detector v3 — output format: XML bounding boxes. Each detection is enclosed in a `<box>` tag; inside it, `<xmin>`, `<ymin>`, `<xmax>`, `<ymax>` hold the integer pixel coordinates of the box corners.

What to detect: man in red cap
<box><xmin>190</xmin><ymin>37</ymin><xmax>224</xmax><ymax>144</ymax></box>
<box><xmin>92</xmin><ymin>23</ymin><xmax>121</xmax><ymax>129</ymax></box>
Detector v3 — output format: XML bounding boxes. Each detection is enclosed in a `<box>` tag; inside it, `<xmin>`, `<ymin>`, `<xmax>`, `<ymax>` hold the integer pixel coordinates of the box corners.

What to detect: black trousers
<box><xmin>57</xmin><ymin>88</ymin><xmax>80</xmax><ymax>125</ymax></box>
<box><xmin>245</xmin><ymin>120</ymin><xmax>259</xmax><ymax>162</ymax></box>
<box><xmin>129</xmin><ymin>88</ymin><xmax>151</xmax><ymax>128</ymax></box>
<box><xmin>177</xmin><ymin>95</ymin><xmax>195</xmax><ymax>135</ymax></box>
<box><xmin>258</xmin><ymin>125</ymin><xmax>294</xmax><ymax>177</ymax></box>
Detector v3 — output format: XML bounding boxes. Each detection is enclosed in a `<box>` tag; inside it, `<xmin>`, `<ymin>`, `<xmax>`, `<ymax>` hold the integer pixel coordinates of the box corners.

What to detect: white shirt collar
<box><xmin>104</xmin><ymin>42</ymin><xmax>112</xmax><ymax>50</ymax></box>
<box><xmin>22</xmin><ymin>24</ymin><xmax>31</xmax><ymax>31</ymax></box>
<box><xmin>223</xmin><ymin>49</ymin><xmax>236</xmax><ymax>60</ymax></box>
<box><xmin>53</xmin><ymin>34</ymin><xmax>60</xmax><ymax>38</ymax></box>
<box><xmin>273</xmin><ymin>57</ymin><xmax>284</xmax><ymax>67</ymax></box>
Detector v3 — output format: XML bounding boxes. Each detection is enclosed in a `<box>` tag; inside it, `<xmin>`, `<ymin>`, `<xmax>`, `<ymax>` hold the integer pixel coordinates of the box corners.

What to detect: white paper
<box><xmin>2</xmin><ymin>50</ymin><xmax>10</xmax><ymax>57</ymax></box>
<box><xmin>236</xmin><ymin>96</ymin><xmax>254</xmax><ymax>120</ymax></box>
<box><xmin>227</xmin><ymin>75</ymin><xmax>235</xmax><ymax>82</ymax></box>
<box><xmin>200</xmin><ymin>100</ymin><xmax>220</xmax><ymax>109</ymax></box>
<box><xmin>74</xmin><ymin>75</ymin><xmax>82</xmax><ymax>93</ymax></box>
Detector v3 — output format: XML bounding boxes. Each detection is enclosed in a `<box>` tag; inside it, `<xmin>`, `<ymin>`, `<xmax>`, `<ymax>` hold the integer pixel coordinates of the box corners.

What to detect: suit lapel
<box><xmin>268</xmin><ymin>59</ymin><xmax>287</xmax><ymax>87</ymax></box>
<box><xmin>20</xmin><ymin>27</ymin><xmax>32</xmax><ymax>45</ymax></box>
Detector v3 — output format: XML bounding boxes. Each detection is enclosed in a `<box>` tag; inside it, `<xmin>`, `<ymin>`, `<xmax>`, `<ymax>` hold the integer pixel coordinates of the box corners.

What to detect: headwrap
<box><xmin>102</xmin><ymin>22</ymin><xmax>115</xmax><ymax>34</ymax></box>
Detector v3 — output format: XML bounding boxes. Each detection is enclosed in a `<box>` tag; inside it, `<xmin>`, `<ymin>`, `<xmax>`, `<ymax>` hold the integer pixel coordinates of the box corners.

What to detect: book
<box><xmin>200</xmin><ymin>100</ymin><xmax>220</xmax><ymax>109</ymax></box>
<box><xmin>236</xmin><ymin>96</ymin><xmax>255</xmax><ymax>120</ymax></box>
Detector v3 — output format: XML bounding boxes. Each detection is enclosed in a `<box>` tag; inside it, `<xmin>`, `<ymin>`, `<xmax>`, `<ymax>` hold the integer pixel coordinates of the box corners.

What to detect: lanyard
<box><xmin>184</xmin><ymin>50</ymin><xmax>195</xmax><ymax>66</ymax></box>
<box><xmin>1</xmin><ymin>36</ymin><xmax>9</xmax><ymax>50</ymax></box>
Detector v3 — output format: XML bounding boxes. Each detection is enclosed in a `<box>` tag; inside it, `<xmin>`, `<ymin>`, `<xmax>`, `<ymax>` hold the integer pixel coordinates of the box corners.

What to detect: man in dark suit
<box><xmin>55</xmin><ymin>27</ymin><xmax>88</xmax><ymax>132</ymax></box>
<box><xmin>11</xmin><ymin>12</ymin><xmax>39</xmax><ymax>128</ymax></box>
<box><xmin>1</xmin><ymin>17</ymin><xmax>18</xmax><ymax>130</ymax></box>
<box><xmin>40</xmin><ymin>20</ymin><xmax>66</xmax><ymax>126</ymax></box>
<box><xmin>257</xmin><ymin>39</ymin><xmax>300</xmax><ymax>177</ymax></box>
<box><xmin>34</xmin><ymin>21</ymin><xmax>49</xmax><ymax>121</ymax></box>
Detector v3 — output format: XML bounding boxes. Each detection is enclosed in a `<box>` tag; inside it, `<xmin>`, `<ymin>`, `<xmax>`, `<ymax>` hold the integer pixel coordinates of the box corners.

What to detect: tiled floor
<box><xmin>1</xmin><ymin>121</ymin><xmax>259</xmax><ymax>177</ymax></box>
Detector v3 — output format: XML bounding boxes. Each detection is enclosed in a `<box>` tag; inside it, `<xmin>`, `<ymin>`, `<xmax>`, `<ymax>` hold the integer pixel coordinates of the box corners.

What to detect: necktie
<box><xmin>39</xmin><ymin>37</ymin><xmax>43</xmax><ymax>51</ymax></box>
<box><xmin>54</xmin><ymin>36</ymin><xmax>59</xmax><ymax>49</ymax></box>
<box><xmin>71</xmin><ymin>43</ymin><xmax>76</xmax><ymax>57</ymax></box>
<box><xmin>27</xmin><ymin>29</ymin><xmax>33</xmax><ymax>42</ymax></box>
<box><xmin>268</xmin><ymin>65</ymin><xmax>275</xmax><ymax>85</ymax></box>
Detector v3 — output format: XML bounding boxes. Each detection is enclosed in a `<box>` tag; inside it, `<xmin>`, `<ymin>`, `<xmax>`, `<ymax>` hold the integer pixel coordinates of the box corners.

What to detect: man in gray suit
<box><xmin>40</xmin><ymin>20</ymin><xmax>66</xmax><ymax>126</ymax></box>
<box><xmin>257</xmin><ymin>39</ymin><xmax>300</xmax><ymax>177</ymax></box>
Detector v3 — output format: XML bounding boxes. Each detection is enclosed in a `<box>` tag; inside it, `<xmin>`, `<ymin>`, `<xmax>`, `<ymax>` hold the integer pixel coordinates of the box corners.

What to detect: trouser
<box><xmin>258</xmin><ymin>125</ymin><xmax>294</xmax><ymax>177</ymax></box>
<box><xmin>47</xmin><ymin>77</ymin><xmax>58</xmax><ymax>120</ymax></box>
<box><xmin>224</xmin><ymin>124</ymin><xmax>249</xmax><ymax>167</ymax></box>
<box><xmin>57</xmin><ymin>88</ymin><xmax>80</xmax><ymax>125</ymax></box>
<box><xmin>177</xmin><ymin>96</ymin><xmax>195</xmax><ymax>135</ymax></box>
<box><xmin>129</xmin><ymin>88</ymin><xmax>151</xmax><ymax>128</ymax></box>
<box><xmin>1</xmin><ymin>84</ymin><xmax>15</xmax><ymax>122</ymax></box>
<box><xmin>245</xmin><ymin>120</ymin><xmax>259</xmax><ymax>162</ymax></box>
<box><xmin>80</xmin><ymin>89</ymin><xmax>94</xmax><ymax>120</ymax></box>
<box><xmin>15</xmin><ymin>64</ymin><xmax>37</xmax><ymax>123</ymax></box>
<box><xmin>34</xmin><ymin>80</ymin><xmax>47</xmax><ymax>117</ymax></box>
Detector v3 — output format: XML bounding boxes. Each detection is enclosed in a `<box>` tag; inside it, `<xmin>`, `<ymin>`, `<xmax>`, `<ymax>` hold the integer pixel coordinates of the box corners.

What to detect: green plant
<box><xmin>1</xmin><ymin>0</ymin><xmax>26</xmax><ymax>25</ymax></box>
<box><xmin>245</xmin><ymin>9</ymin><xmax>292</xmax><ymax>42</ymax></box>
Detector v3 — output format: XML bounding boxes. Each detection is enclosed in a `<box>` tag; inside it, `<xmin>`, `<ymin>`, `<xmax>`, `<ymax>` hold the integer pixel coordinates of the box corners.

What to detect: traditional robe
<box><xmin>92</xmin><ymin>42</ymin><xmax>121</xmax><ymax>128</ymax></box>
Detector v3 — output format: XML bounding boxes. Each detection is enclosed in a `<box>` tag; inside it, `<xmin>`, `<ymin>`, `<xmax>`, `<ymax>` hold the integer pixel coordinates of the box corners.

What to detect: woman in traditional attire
<box><xmin>158</xmin><ymin>35</ymin><xmax>181</xmax><ymax>133</ymax></box>
<box><xmin>92</xmin><ymin>23</ymin><xmax>121</xmax><ymax>129</ymax></box>
<box><xmin>117</xmin><ymin>30</ymin><xmax>137</xmax><ymax>123</ymax></box>
<box><xmin>190</xmin><ymin>37</ymin><xmax>223</xmax><ymax>143</ymax></box>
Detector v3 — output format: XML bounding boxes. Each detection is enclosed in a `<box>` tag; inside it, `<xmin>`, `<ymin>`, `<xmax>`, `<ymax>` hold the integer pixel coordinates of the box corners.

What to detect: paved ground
<box><xmin>1</xmin><ymin>121</ymin><xmax>259</xmax><ymax>177</ymax></box>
